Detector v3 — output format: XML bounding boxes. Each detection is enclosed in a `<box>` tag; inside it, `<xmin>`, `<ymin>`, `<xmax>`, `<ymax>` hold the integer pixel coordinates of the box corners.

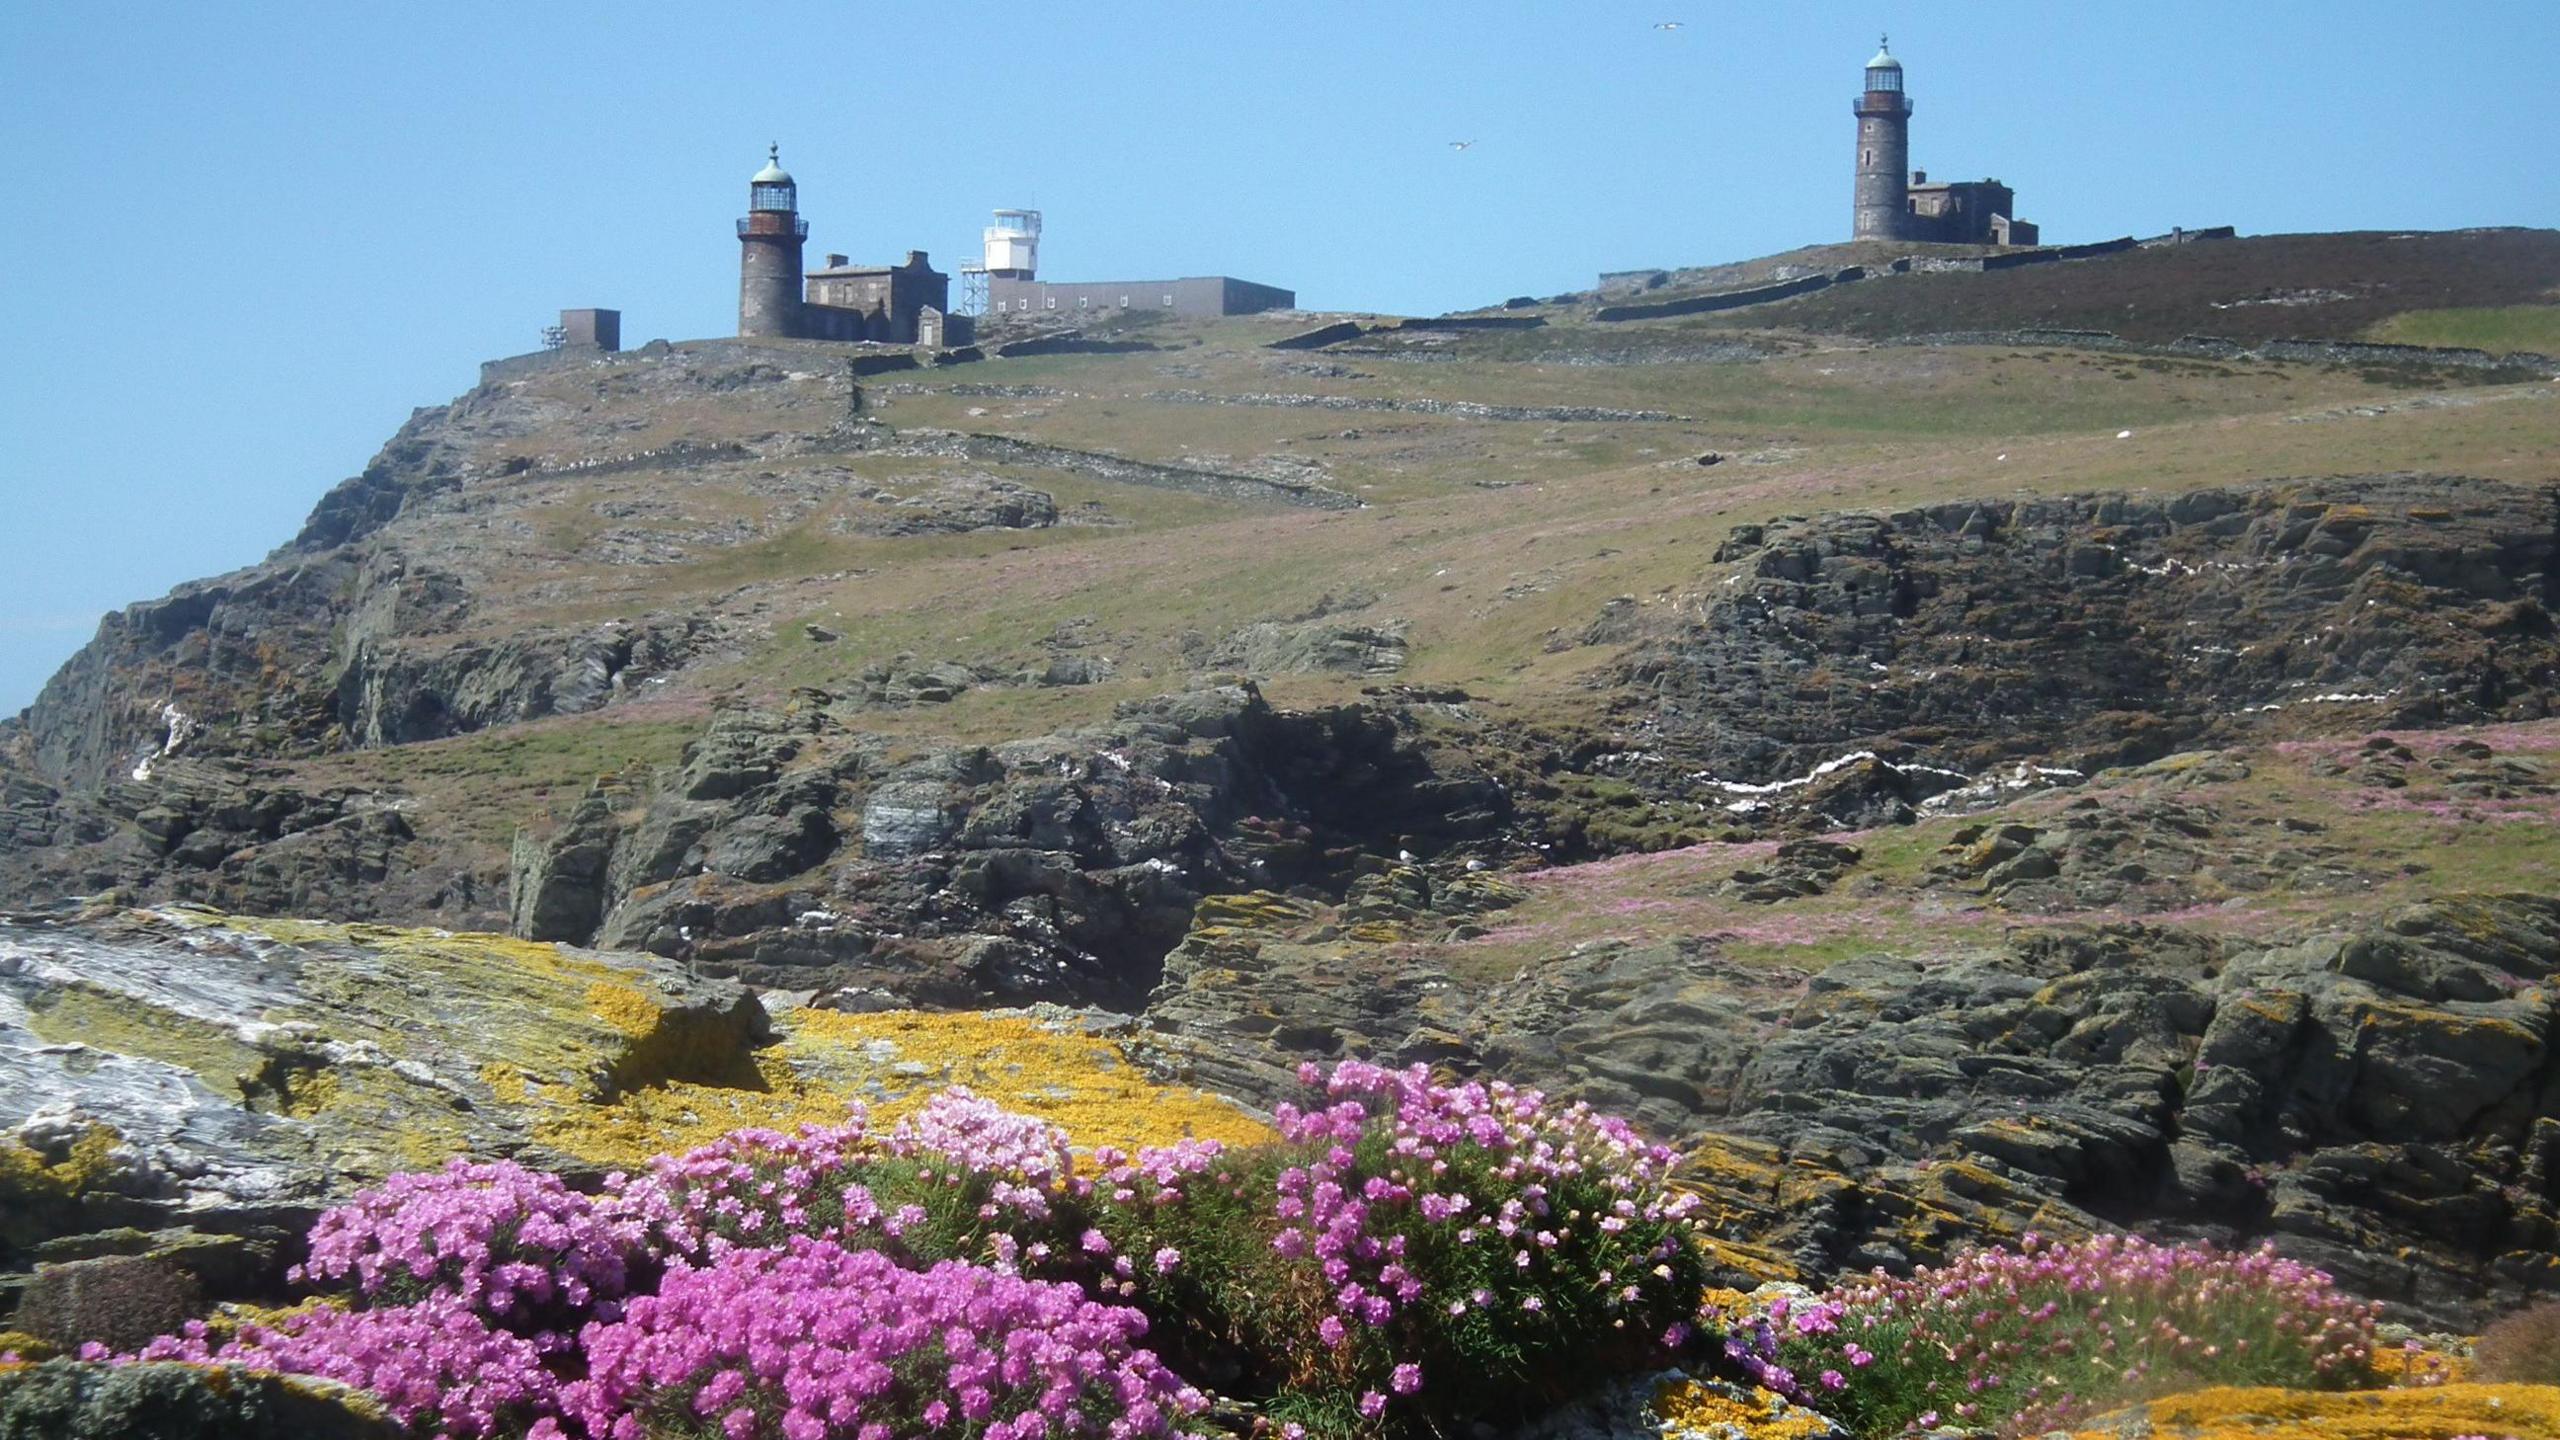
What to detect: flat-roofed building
<box><xmin>986</xmin><ymin>274</ymin><xmax>1294</xmax><ymax>320</ymax></box>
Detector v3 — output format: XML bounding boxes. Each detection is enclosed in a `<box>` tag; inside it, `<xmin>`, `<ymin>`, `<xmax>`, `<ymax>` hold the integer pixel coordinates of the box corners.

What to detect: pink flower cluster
<box><xmin>295</xmin><ymin>1158</ymin><xmax>645</xmax><ymax>1330</ymax></box>
<box><xmin>603</xmin><ymin>1090</ymin><xmax>1085</xmax><ymax>1271</ymax></box>
<box><xmin>893</xmin><ymin>1086</ymin><xmax>1075</xmax><ymax>1188</ymax></box>
<box><xmin>99</xmin><ymin>1076</ymin><xmax>1720</xmax><ymax>1439</ymax></box>
<box><xmin>130</xmin><ymin>1297</ymin><xmax>558</xmax><ymax>1439</ymax></box>
<box><xmin>1729</xmin><ymin>1231</ymin><xmax>2382</xmax><ymax>1436</ymax></box>
<box><xmin>1261</xmin><ymin>1061</ymin><xmax>1707</xmax><ymax>1420</ymax></box>
<box><xmin>602</xmin><ymin>1116</ymin><xmax>877</xmax><ymax>1263</ymax></box>
<box><xmin>892</xmin><ymin>1086</ymin><xmax>1082</xmax><ymax>1231</ymax></box>
<box><xmin>552</xmin><ymin>1237</ymin><xmax>1203</xmax><ymax>1440</ymax></box>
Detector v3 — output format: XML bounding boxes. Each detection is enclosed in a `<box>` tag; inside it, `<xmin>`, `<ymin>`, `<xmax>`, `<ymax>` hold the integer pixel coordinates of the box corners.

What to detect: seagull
<box><xmin>1654</xmin><ymin>20</ymin><xmax>1684</xmax><ymax>30</ymax></box>
<box><xmin>1449</xmin><ymin>139</ymin><xmax>1475</xmax><ymax>151</ymax></box>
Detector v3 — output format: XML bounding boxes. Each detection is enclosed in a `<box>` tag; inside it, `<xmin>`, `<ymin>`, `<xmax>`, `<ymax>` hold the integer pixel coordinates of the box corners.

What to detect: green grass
<box><xmin>290</xmin><ymin>715</ymin><xmax>699</xmax><ymax>850</ymax></box>
<box><xmin>2366</xmin><ymin>304</ymin><xmax>2560</xmax><ymax>354</ymax></box>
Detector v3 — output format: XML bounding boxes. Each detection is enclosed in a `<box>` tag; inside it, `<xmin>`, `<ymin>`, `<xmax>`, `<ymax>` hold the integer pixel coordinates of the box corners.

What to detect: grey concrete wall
<box><xmin>988</xmin><ymin>275</ymin><xmax>1293</xmax><ymax>318</ymax></box>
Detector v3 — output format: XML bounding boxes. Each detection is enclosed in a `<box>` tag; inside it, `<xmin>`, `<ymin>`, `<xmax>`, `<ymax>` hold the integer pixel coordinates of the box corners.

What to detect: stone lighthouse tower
<box><xmin>738</xmin><ymin>145</ymin><xmax>806</xmax><ymax>338</ymax></box>
<box><xmin>1851</xmin><ymin>37</ymin><xmax>1914</xmax><ymax>242</ymax></box>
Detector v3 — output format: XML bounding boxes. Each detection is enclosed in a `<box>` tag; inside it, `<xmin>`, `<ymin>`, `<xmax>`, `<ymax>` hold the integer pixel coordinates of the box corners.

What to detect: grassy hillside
<box><xmin>217</xmin><ymin>243</ymin><xmax>2557</xmax><ymax>888</ymax></box>
<box><xmin>1693</xmin><ymin>228</ymin><xmax>2560</xmax><ymax>344</ymax></box>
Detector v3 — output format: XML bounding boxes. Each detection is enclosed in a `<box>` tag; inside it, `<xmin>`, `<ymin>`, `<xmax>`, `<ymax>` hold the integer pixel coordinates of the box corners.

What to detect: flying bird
<box><xmin>1449</xmin><ymin>139</ymin><xmax>1476</xmax><ymax>151</ymax></box>
<box><xmin>1655</xmin><ymin>20</ymin><xmax>1684</xmax><ymax>30</ymax></box>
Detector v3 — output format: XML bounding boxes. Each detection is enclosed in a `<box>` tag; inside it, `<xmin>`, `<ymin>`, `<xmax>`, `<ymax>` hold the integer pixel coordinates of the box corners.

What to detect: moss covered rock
<box><xmin>0</xmin><ymin>1360</ymin><xmax>396</xmax><ymax>1440</ymax></box>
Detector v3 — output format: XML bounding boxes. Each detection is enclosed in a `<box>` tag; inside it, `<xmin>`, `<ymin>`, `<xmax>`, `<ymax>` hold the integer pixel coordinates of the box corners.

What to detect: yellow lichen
<box><xmin>0</xmin><ymin>1125</ymin><xmax>128</xmax><ymax>1205</ymax></box>
<box><xmin>1652</xmin><ymin>1378</ymin><xmax>1839</xmax><ymax>1439</ymax></box>
<box><xmin>1191</xmin><ymin>892</ymin><xmax>1317</xmax><ymax>930</ymax></box>
<box><xmin>0</xmin><ymin>1330</ymin><xmax>58</xmax><ymax>1361</ymax></box>
<box><xmin>1694</xmin><ymin>1235</ymin><xmax>1800</xmax><ymax>1285</ymax></box>
<box><xmin>2068</xmin><ymin>1382</ymin><xmax>2560</xmax><ymax>1439</ymax></box>
<box><xmin>524</xmin><ymin>1007</ymin><xmax>1273</xmax><ymax>1168</ymax></box>
<box><xmin>583</xmin><ymin>980</ymin><xmax>666</xmax><ymax>1037</ymax></box>
<box><xmin>775</xmin><ymin>1009</ymin><xmax>1276</xmax><ymax>1152</ymax></box>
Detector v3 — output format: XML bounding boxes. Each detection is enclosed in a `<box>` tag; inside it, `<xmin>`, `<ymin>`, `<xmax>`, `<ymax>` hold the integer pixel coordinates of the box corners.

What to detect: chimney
<box><xmin>906</xmin><ymin>250</ymin><xmax>928</xmax><ymax>268</ymax></box>
<box><xmin>1911</xmin><ymin>169</ymin><xmax>1927</xmax><ymax>185</ymax></box>
<box><xmin>824</xmin><ymin>253</ymin><xmax>849</xmax><ymax>268</ymax></box>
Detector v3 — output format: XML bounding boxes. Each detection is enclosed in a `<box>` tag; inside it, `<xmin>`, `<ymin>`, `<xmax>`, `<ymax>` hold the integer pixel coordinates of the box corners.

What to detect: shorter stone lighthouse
<box><xmin>1852</xmin><ymin>37</ymin><xmax>1914</xmax><ymax>242</ymax></box>
<box><xmin>738</xmin><ymin>146</ymin><xmax>806</xmax><ymax>338</ymax></box>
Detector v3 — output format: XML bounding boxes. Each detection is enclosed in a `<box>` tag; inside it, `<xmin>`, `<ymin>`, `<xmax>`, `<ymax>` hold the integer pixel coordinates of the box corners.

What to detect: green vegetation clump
<box><xmin>1719</xmin><ymin>1232</ymin><xmax>2380</xmax><ymax>1438</ymax></box>
<box><xmin>2365</xmin><ymin>304</ymin><xmax>2560</xmax><ymax>353</ymax></box>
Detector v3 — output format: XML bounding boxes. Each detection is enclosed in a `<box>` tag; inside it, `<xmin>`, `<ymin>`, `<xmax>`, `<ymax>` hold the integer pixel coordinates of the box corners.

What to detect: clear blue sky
<box><xmin>3</xmin><ymin>1</ymin><xmax>2554</xmax><ymax>714</ymax></box>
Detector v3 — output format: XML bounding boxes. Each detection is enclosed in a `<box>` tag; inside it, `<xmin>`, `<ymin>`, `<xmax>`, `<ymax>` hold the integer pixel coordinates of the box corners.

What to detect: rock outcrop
<box><xmin>502</xmin><ymin>684</ymin><xmax>1509</xmax><ymax>1008</ymax></box>
<box><xmin>1617</xmin><ymin>476</ymin><xmax>2558</xmax><ymax>815</ymax></box>
<box><xmin>1144</xmin><ymin>889</ymin><xmax>2560</xmax><ymax>1330</ymax></box>
<box><xmin>0</xmin><ymin>906</ymin><xmax>1269</xmax><ymax>1319</ymax></box>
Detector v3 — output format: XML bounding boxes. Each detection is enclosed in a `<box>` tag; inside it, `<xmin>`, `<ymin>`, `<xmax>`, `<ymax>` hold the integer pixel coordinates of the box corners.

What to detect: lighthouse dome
<box><xmin>751</xmin><ymin>151</ymin><xmax>793</xmax><ymax>185</ymax></box>
<box><xmin>1866</xmin><ymin>39</ymin><xmax>1900</xmax><ymax>71</ymax></box>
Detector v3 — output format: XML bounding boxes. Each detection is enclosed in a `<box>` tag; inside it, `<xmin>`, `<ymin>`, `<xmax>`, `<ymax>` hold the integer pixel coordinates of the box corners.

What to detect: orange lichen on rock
<box><xmin>2067</xmin><ymin>1382</ymin><xmax>2560</xmax><ymax>1439</ymax></box>
<box><xmin>776</xmin><ymin>1008</ymin><xmax>1276</xmax><ymax>1152</ymax></box>
<box><xmin>524</xmin><ymin>1005</ymin><xmax>1272</xmax><ymax>1168</ymax></box>
<box><xmin>1651</xmin><ymin>1376</ymin><xmax>1841</xmax><ymax>1438</ymax></box>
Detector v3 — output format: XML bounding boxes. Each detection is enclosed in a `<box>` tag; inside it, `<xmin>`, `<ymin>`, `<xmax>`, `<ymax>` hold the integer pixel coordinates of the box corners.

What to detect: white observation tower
<box><xmin>959</xmin><ymin>209</ymin><xmax>1040</xmax><ymax>318</ymax></box>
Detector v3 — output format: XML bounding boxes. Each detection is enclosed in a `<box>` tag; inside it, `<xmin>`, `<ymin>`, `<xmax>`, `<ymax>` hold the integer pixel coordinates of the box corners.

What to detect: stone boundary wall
<box><xmin>1886</xmin><ymin>328</ymin><xmax>2557</xmax><ymax>373</ymax></box>
<box><xmin>482</xmin><ymin>336</ymin><xmax>992</xmax><ymax>389</ymax></box>
<box><xmin>1590</xmin><ymin>234</ymin><xmax>2160</xmax><ymax>325</ymax></box>
<box><xmin>1393</xmin><ymin>314</ymin><xmax>1547</xmax><ymax>332</ymax></box>
<box><xmin>1592</xmin><ymin>271</ymin><xmax>1840</xmax><ymax>322</ymax></box>
<box><xmin>1897</xmin><ymin>236</ymin><xmax>2140</xmax><ymax>276</ymax></box>
<box><xmin>2138</xmin><ymin>226</ymin><xmax>2239</xmax><ymax>247</ymax></box>
<box><xmin>1266</xmin><ymin>314</ymin><xmax>1545</xmax><ymax>352</ymax></box>
<box><xmin>1270</xmin><ymin>321</ymin><xmax>1366</xmax><ymax>350</ymax></box>
<box><xmin>480</xmin><ymin>420</ymin><xmax>1361</xmax><ymax>511</ymax></box>
<box><xmin>992</xmin><ymin>335</ymin><xmax>1167</xmax><ymax>359</ymax></box>
<box><xmin>892</xmin><ymin>430</ymin><xmax>1363</xmax><ymax>511</ymax></box>
<box><xmin>1142</xmin><ymin>389</ymin><xmax>1689</xmax><ymax>423</ymax></box>
<box><xmin>504</xmin><ymin>439</ymin><xmax>756</xmax><ymax>482</ymax></box>
<box><xmin>478</xmin><ymin>345</ymin><xmax>604</xmax><ymax>385</ymax></box>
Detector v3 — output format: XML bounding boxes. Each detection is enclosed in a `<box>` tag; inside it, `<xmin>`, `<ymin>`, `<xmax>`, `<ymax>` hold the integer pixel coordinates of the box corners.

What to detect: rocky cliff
<box><xmin>3</xmin><ymin>294</ymin><xmax>2556</xmax><ymax>1337</ymax></box>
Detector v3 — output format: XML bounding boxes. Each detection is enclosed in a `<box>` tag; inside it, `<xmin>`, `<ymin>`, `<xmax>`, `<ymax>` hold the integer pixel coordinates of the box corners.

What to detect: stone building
<box><xmin>802</xmin><ymin>252</ymin><xmax>952</xmax><ymax>344</ymax></box>
<box><xmin>558</xmin><ymin>308</ymin><xmax>620</xmax><ymax>351</ymax></box>
<box><xmin>734</xmin><ymin>147</ymin><xmax>965</xmax><ymax>346</ymax></box>
<box><xmin>1851</xmin><ymin>39</ymin><xmax>2038</xmax><ymax>246</ymax></box>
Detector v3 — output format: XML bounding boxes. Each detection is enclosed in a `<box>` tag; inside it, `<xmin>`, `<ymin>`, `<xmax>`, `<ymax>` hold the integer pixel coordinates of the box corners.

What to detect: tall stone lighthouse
<box><xmin>1851</xmin><ymin>37</ymin><xmax>1914</xmax><ymax>242</ymax></box>
<box><xmin>737</xmin><ymin>146</ymin><xmax>806</xmax><ymax>338</ymax></box>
